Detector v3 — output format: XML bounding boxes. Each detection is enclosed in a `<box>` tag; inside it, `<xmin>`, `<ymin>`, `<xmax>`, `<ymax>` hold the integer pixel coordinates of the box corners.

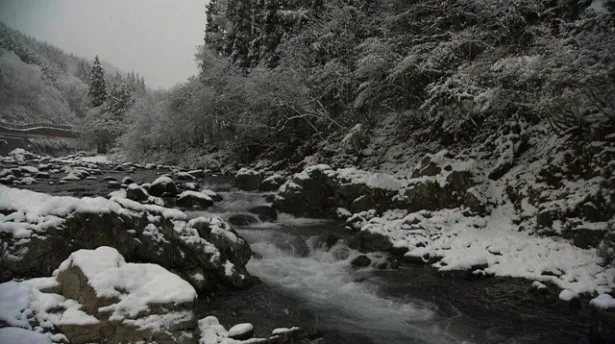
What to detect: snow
<box><xmin>336</xmin><ymin>167</ymin><xmax>405</xmax><ymax>191</ymax></box>
<box><xmin>152</xmin><ymin>175</ymin><xmax>175</xmax><ymax>186</ymax></box>
<box><xmin>0</xmin><ymin>280</ymin><xmax>94</xmax><ymax>342</ymax></box>
<box><xmin>589</xmin><ymin>294</ymin><xmax>615</xmax><ymax>310</ymax></box>
<box><xmin>272</xmin><ymin>327</ymin><xmax>300</xmax><ymax>335</ymax></box>
<box><xmin>558</xmin><ymin>289</ymin><xmax>578</xmax><ymax>301</ymax></box>
<box><xmin>532</xmin><ymin>281</ymin><xmax>547</xmax><ymax>290</ymax></box>
<box><xmin>0</xmin><ymin>327</ymin><xmax>52</xmax><ymax>344</ymax></box>
<box><xmin>228</xmin><ymin>323</ymin><xmax>253</xmax><ymax>337</ymax></box>
<box><xmin>179</xmin><ymin>190</ymin><xmax>213</xmax><ymax>202</ymax></box>
<box><xmin>198</xmin><ymin>317</ymin><xmax>263</xmax><ymax>344</ymax></box>
<box><xmin>361</xmin><ymin>203</ymin><xmax>615</xmax><ymax>295</ymax></box>
<box><xmin>57</xmin><ymin>247</ymin><xmax>197</xmax><ymax>322</ymax></box>
<box><xmin>78</xmin><ymin>155</ymin><xmax>109</xmax><ymax>163</ymax></box>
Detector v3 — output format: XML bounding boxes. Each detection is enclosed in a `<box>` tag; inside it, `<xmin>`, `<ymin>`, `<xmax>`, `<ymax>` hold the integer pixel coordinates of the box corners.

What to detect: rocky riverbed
<box><xmin>1</xmin><ymin>149</ymin><xmax>614</xmax><ymax>343</ymax></box>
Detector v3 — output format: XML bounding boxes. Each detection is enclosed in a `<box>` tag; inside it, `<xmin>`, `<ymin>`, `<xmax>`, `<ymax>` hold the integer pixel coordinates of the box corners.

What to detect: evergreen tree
<box><xmin>88</xmin><ymin>55</ymin><xmax>107</xmax><ymax>107</ymax></box>
<box><xmin>205</xmin><ymin>0</ymin><xmax>227</xmax><ymax>55</ymax></box>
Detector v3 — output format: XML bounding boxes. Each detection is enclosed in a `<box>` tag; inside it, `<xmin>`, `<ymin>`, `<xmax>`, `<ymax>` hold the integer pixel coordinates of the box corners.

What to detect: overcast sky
<box><xmin>0</xmin><ymin>0</ymin><xmax>207</xmax><ymax>89</ymax></box>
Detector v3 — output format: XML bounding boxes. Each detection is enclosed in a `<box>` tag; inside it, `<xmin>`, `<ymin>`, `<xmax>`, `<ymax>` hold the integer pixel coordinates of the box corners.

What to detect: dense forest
<box><xmin>1</xmin><ymin>0</ymin><xmax>614</xmax><ymax>163</ymax></box>
<box><xmin>117</xmin><ymin>0</ymin><xmax>614</xmax><ymax>166</ymax></box>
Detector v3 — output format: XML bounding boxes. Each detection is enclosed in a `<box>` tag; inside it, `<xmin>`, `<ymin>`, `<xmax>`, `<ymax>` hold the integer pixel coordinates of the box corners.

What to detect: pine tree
<box><xmin>88</xmin><ymin>55</ymin><xmax>107</xmax><ymax>107</ymax></box>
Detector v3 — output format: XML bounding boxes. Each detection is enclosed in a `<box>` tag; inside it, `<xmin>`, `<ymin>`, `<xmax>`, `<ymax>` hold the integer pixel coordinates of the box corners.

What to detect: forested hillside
<box><xmin>0</xmin><ymin>22</ymin><xmax>146</xmax><ymax>127</ymax></box>
<box><xmin>121</xmin><ymin>0</ymin><xmax>614</xmax><ymax>165</ymax></box>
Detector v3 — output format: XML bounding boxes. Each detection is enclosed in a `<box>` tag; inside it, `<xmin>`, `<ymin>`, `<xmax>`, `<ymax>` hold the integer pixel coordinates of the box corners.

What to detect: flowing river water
<box><xmin>188</xmin><ymin>188</ymin><xmax>592</xmax><ymax>344</ymax></box>
<box><xmin>18</xmin><ymin>168</ymin><xmax>595</xmax><ymax>344</ymax></box>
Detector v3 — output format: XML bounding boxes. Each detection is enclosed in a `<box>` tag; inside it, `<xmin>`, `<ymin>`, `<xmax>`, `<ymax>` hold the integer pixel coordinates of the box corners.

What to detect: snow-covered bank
<box><xmin>268</xmin><ymin>136</ymin><xmax>615</xmax><ymax>299</ymax></box>
<box><xmin>360</xmin><ymin>205</ymin><xmax>615</xmax><ymax>295</ymax></box>
<box><xmin>0</xmin><ymin>184</ymin><xmax>254</xmax><ymax>292</ymax></box>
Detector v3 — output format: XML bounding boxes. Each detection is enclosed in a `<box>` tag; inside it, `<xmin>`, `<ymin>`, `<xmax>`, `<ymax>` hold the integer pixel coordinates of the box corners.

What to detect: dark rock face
<box><xmin>126</xmin><ymin>184</ymin><xmax>149</xmax><ymax>202</ymax></box>
<box><xmin>0</xmin><ymin>188</ymin><xmax>255</xmax><ymax>293</ymax></box>
<box><xmin>149</xmin><ymin>176</ymin><xmax>178</xmax><ymax>197</ymax></box>
<box><xmin>350</xmin><ymin>255</ymin><xmax>371</xmax><ymax>268</ymax></box>
<box><xmin>259</xmin><ymin>174</ymin><xmax>286</xmax><ymax>191</ymax></box>
<box><xmin>248</xmin><ymin>205</ymin><xmax>278</xmax><ymax>222</ymax></box>
<box><xmin>228</xmin><ymin>214</ymin><xmax>259</xmax><ymax>226</ymax></box>
<box><xmin>273</xmin><ymin>165</ymin><xmax>337</xmax><ymax>217</ymax></box>
<box><xmin>235</xmin><ymin>168</ymin><xmax>262</xmax><ymax>191</ymax></box>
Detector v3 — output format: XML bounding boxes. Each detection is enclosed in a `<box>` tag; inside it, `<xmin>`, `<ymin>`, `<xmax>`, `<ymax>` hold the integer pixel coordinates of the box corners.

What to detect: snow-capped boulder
<box><xmin>20</xmin><ymin>165</ymin><xmax>39</xmax><ymax>174</ymax></box>
<box><xmin>202</xmin><ymin>189</ymin><xmax>222</xmax><ymax>202</ymax></box>
<box><xmin>125</xmin><ymin>183</ymin><xmax>149</xmax><ymax>202</ymax></box>
<box><xmin>273</xmin><ymin>164</ymin><xmax>404</xmax><ymax>217</ymax></box>
<box><xmin>394</xmin><ymin>152</ymin><xmax>481</xmax><ymax>212</ymax></box>
<box><xmin>187</xmin><ymin>169</ymin><xmax>205</xmax><ymax>178</ymax></box>
<box><xmin>149</xmin><ymin>176</ymin><xmax>178</xmax><ymax>197</ymax></box>
<box><xmin>177</xmin><ymin>191</ymin><xmax>214</xmax><ymax>209</ymax></box>
<box><xmin>235</xmin><ymin>168</ymin><xmax>262</xmax><ymax>191</ymax></box>
<box><xmin>273</xmin><ymin>165</ymin><xmax>336</xmax><ymax>217</ymax></box>
<box><xmin>228</xmin><ymin>323</ymin><xmax>254</xmax><ymax>340</ymax></box>
<box><xmin>183</xmin><ymin>182</ymin><xmax>199</xmax><ymax>191</ymax></box>
<box><xmin>107</xmin><ymin>180</ymin><xmax>121</xmax><ymax>189</ymax></box>
<box><xmin>0</xmin><ymin>186</ymin><xmax>254</xmax><ymax>292</ymax></box>
<box><xmin>55</xmin><ymin>247</ymin><xmax>198</xmax><ymax>344</ymax></box>
<box><xmin>121</xmin><ymin>176</ymin><xmax>135</xmax><ymax>185</ymax></box>
<box><xmin>176</xmin><ymin>171</ymin><xmax>197</xmax><ymax>181</ymax></box>
<box><xmin>35</xmin><ymin>171</ymin><xmax>50</xmax><ymax>179</ymax></box>
<box><xmin>259</xmin><ymin>173</ymin><xmax>286</xmax><ymax>191</ymax></box>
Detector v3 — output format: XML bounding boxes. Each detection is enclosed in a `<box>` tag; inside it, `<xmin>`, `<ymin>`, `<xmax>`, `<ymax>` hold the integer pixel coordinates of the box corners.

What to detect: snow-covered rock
<box><xmin>259</xmin><ymin>173</ymin><xmax>286</xmax><ymax>191</ymax></box>
<box><xmin>0</xmin><ymin>327</ymin><xmax>53</xmax><ymax>344</ymax></box>
<box><xmin>55</xmin><ymin>247</ymin><xmax>197</xmax><ymax>343</ymax></box>
<box><xmin>177</xmin><ymin>190</ymin><xmax>214</xmax><ymax>209</ymax></box>
<box><xmin>176</xmin><ymin>171</ymin><xmax>197</xmax><ymax>181</ymax></box>
<box><xmin>202</xmin><ymin>189</ymin><xmax>222</xmax><ymax>202</ymax></box>
<box><xmin>590</xmin><ymin>294</ymin><xmax>615</xmax><ymax>310</ymax></box>
<box><xmin>149</xmin><ymin>175</ymin><xmax>178</xmax><ymax>197</ymax></box>
<box><xmin>121</xmin><ymin>176</ymin><xmax>135</xmax><ymax>185</ymax></box>
<box><xmin>125</xmin><ymin>183</ymin><xmax>149</xmax><ymax>202</ymax></box>
<box><xmin>0</xmin><ymin>185</ymin><xmax>254</xmax><ymax>292</ymax></box>
<box><xmin>228</xmin><ymin>323</ymin><xmax>254</xmax><ymax>340</ymax></box>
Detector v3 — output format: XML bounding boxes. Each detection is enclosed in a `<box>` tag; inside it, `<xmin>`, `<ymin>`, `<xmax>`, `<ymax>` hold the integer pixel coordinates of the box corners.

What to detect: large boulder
<box><xmin>0</xmin><ymin>185</ymin><xmax>254</xmax><ymax>293</ymax></box>
<box><xmin>149</xmin><ymin>176</ymin><xmax>178</xmax><ymax>197</ymax></box>
<box><xmin>394</xmin><ymin>151</ymin><xmax>481</xmax><ymax>212</ymax></box>
<box><xmin>55</xmin><ymin>247</ymin><xmax>197</xmax><ymax>344</ymax></box>
<box><xmin>235</xmin><ymin>168</ymin><xmax>262</xmax><ymax>191</ymax></box>
<box><xmin>176</xmin><ymin>191</ymin><xmax>214</xmax><ymax>209</ymax></box>
<box><xmin>260</xmin><ymin>174</ymin><xmax>286</xmax><ymax>192</ymax></box>
<box><xmin>273</xmin><ymin>165</ymin><xmax>404</xmax><ymax>218</ymax></box>
<box><xmin>125</xmin><ymin>183</ymin><xmax>149</xmax><ymax>202</ymax></box>
<box><xmin>273</xmin><ymin>165</ymin><xmax>336</xmax><ymax>217</ymax></box>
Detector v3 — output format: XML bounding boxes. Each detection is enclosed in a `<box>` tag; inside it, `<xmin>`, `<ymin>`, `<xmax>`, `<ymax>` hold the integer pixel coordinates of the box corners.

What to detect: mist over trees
<box><xmin>0</xmin><ymin>21</ymin><xmax>147</xmax><ymax>152</ymax></box>
<box><xmin>118</xmin><ymin>0</ymin><xmax>614</xmax><ymax>164</ymax></box>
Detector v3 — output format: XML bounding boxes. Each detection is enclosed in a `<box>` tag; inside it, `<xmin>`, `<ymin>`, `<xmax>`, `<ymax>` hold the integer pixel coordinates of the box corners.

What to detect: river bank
<box><xmin>0</xmin><ymin>150</ymin><xmax>613</xmax><ymax>343</ymax></box>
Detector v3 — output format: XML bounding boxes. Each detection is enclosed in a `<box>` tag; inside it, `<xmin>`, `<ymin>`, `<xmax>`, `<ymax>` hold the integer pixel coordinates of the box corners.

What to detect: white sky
<box><xmin>0</xmin><ymin>0</ymin><xmax>208</xmax><ymax>89</ymax></box>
